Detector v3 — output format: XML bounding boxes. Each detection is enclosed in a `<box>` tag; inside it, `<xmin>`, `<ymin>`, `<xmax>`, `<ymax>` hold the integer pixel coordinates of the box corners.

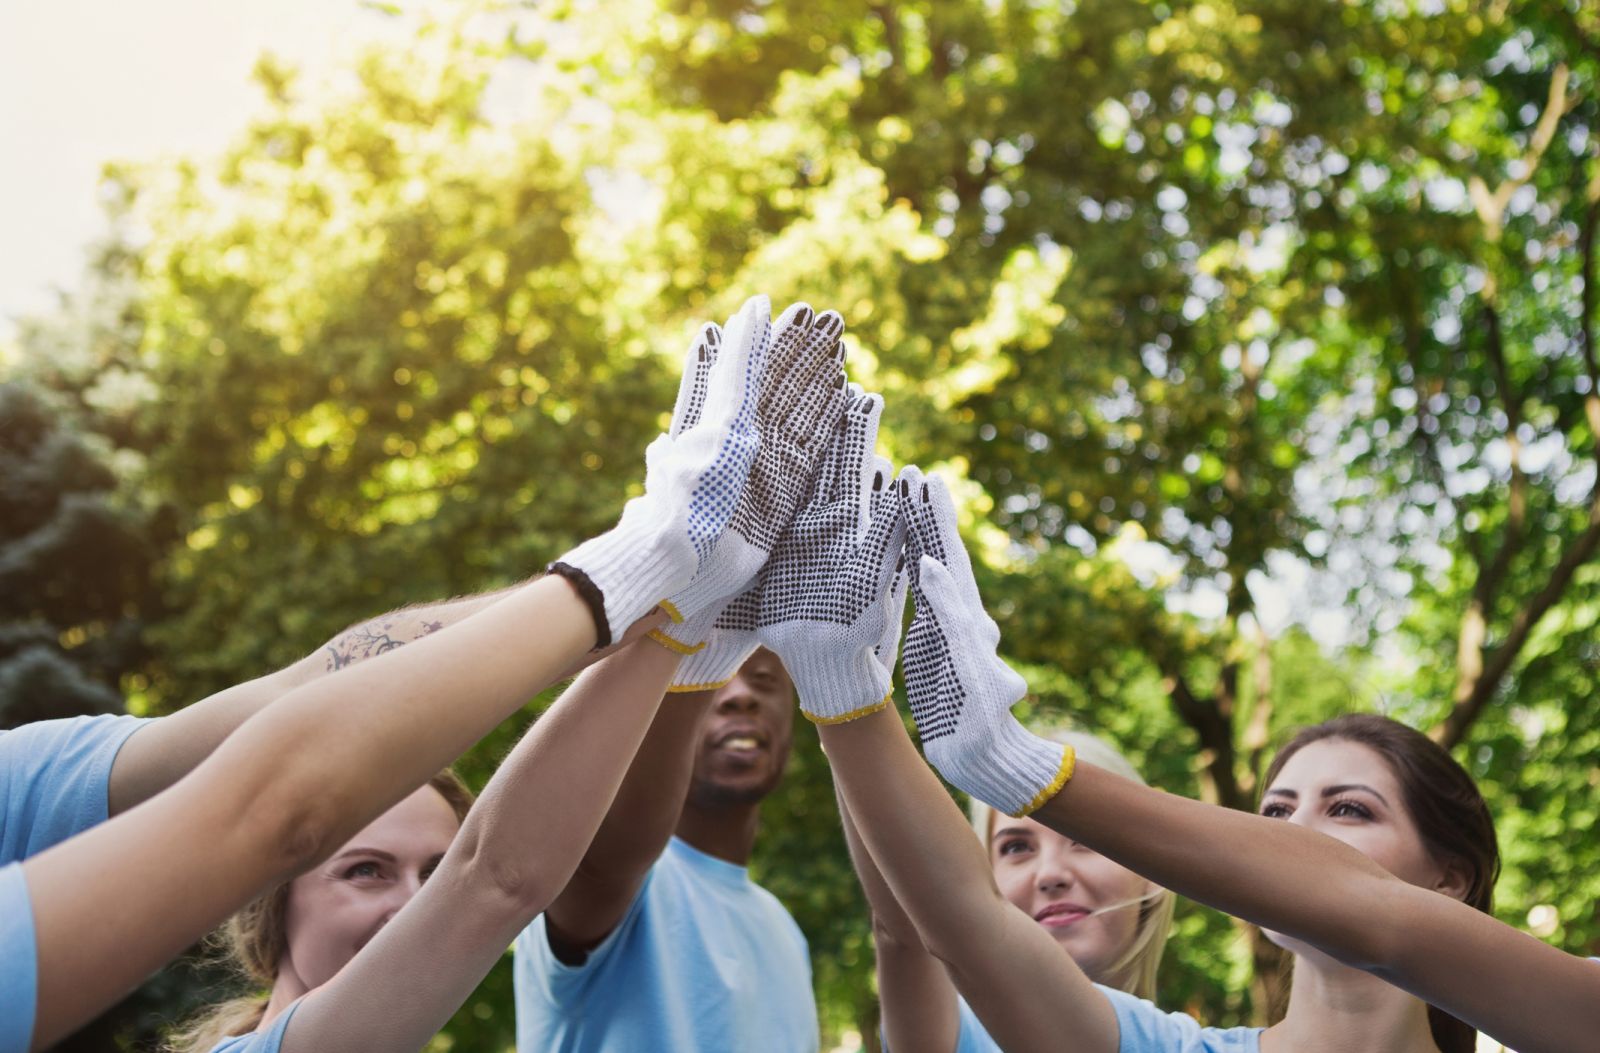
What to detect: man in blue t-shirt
<box><xmin>514</xmin><ymin>645</ymin><xmax>819</xmax><ymax>1053</ymax></box>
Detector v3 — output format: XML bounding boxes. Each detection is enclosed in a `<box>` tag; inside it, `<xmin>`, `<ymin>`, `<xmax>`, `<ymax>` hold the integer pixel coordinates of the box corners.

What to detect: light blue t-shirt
<box><xmin>0</xmin><ymin>714</ymin><xmax>149</xmax><ymax>864</ymax></box>
<box><xmin>0</xmin><ymin>714</ymin><xmax>147</xmax><ymax>1053</ymax></box>
<box><xmin>514</xmin><ymin>836</ymin><xmax>819</xmax><ymax>1053</ymax></box>
<box><xmin>926</xmin><ymin>992</ymin><xmax>1260</xmax><ymax>1053</ymax></box>
<box><xmin>205</xmin><ymin>999</ymin><xmax>301</xmax><ymax>1053</ymax></box>
<box><xmin>1102</xmin><ymin>987</ymin><xmax>1262</xmax><ymax>1053</ymax></box>
<box><xmin>1</xmin><ymin>864</ymin><xmax>37</xmax><ymax>1053</ymax></box>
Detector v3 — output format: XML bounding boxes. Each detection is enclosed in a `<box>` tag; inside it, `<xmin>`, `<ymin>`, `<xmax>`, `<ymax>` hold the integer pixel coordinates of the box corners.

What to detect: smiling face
<box><xmin>686</xmin><ymin>647</ymin><xmax>795</xmax><ymax>809</ymax></box>
<box><xmin>277</xmin><ymin>784</ymin><xmax>462</xmax><ymax>992</ymax></box>
<box><xmin>988</xmin><ymin>812</ymin><xmax>1153</xmax><ymax>985</ymax></box>
<box><xmin>1257</xmin><ymin>738</ymin><xmax>1468</xmax><ymax>955</ymax></box>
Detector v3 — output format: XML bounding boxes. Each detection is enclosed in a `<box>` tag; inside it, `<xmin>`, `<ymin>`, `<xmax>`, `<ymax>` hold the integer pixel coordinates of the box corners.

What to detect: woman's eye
<box><xmin>997</xmin><ymin>840</ymin><xmax>1030</xmax><ymax>856</ymax></box>
<box><xmin>1260</xmin><ymin>803</ymin><xmax>1292</xmax><ymax>819</ymax></box>
<box><xmin>1329</xmin><ymin>800</ymin><xmax>1373</xmax><ymax>820</ymax></box>
<box><xmin>344</xmin><ymin>861</ymin><xmax>382</xmax><ymax>880</ymax></box>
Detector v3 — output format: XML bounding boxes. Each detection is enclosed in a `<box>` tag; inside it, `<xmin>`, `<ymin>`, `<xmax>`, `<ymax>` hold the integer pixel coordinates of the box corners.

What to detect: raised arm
<box><xmin>108</xmin><ymin>586</ymin><xmax>522</xmax><ymax>815</ymax></box>
<box><xmin>1030</xmin><ymin>761</ymin><xmax>1600</xmax><ymax>1053</ymax></box>
<box><xmin>16</xmin><ymin>293</ymin><xmax>777</xmax><ymax>1052</ymax></box>
<box><xmin>24</xmin><ymin>575</ymin><xmax>604</xmax><ymax>1049</ymax></box>
<box><xmin>277</xmin><ymin>639</ymin><xmax>682</xmax><ymax>1052</ymax></box>
<box><xmin>540</xmin><ymin>671</ymin><xmax>717</xmax><ymax>957</ymax></box>
<box><xmin>833</xmin><ymin>784</ymin><xmax>961</xmax><ymax>1053</ymax></box>
<box><xmin>543</xmin><ymin>297</ymin><xmax>851</xmax><ymax>956</ymax></box>
<box><xmin>820</xmin><ymin>707</ymin><xmax>1114</xmax><ymax>1053</ymax></box>
<box><xmin>745</xmin><ymin>404</ymin><xmax>1116</xmax><ymax>1053</ymax></box>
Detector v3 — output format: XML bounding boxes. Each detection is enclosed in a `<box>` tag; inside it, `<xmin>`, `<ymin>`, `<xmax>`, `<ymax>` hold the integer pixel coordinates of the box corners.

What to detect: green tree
<box><xmin>19</xmin><ymin>0</ymin><xmax>1600</xmax><ymax>1047</ymax></box>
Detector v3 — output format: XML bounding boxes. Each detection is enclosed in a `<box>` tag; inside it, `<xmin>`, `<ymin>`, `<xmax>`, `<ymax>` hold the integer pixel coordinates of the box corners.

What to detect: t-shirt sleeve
<box><xmin>0</xmin><ymin>864</ymin><xmax>38</xmax><ymax>1053</ymax></box>
<box><xmin>1098</xmin><ymin>985</ymin><xmax>1260</xmax><ymax>1053</ymax></box>
<box><xmin>513</xmin><ymin>867</ymin><xmax>656</xmax><ymax>1009</ymax></box>
<box><xmin>0</xmin><ymin>715</ymin><xmax>150</xmax><ymax>864</ymax></box>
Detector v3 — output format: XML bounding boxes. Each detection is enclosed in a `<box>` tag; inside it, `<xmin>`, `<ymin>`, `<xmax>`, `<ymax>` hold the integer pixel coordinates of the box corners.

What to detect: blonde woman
<box><xmin>833</xmin><ymin>726</ymin><xmax>1174</xmax><ymax>1052</ymax></box>
<box><xmin>171</xmin><ymin>771</ymin><xmax>476</xmax><ymax>1049</ymax></box>
<box><xmin>965</xmin><ymin>729</ymin><xmax>1175</xmax><ymax>1000</ymax></box>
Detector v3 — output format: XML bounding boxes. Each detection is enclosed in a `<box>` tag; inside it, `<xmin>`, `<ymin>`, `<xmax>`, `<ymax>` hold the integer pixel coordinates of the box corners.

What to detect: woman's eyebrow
<box><xmin>991</xmin><ymin>824</ymin><xmax>1033</xmax><ymax>841</ymax></box>
<box><xmin>1322</xmin><ymin>783</ymin><xmax>1389</xmax><ymax>806</ymax></box>
<box><xmin>332</xmin><ymin>847</ymin><xmax>398</xmax><ymax>863</ymax></box>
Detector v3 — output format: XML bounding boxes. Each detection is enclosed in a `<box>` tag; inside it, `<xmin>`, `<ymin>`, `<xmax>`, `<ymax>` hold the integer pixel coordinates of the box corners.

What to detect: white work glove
<box><xmin>753</xmin><ymin>388</ymin><xmax>908</xmax><ymax>723</ymax></box>
<box><xmin>649</xmin><ymin>300</ymin><xmax>850</xmax><ymax>675</ymax></box>
<box><xmin>898</xmin><ymin>466</ymin><xmax>1073</xmax><ymax>817</ymax></box>
<box><xmin>550</xmin><ymin>296</ymin><xmax>771</xmax><ymax>646</ymax></box>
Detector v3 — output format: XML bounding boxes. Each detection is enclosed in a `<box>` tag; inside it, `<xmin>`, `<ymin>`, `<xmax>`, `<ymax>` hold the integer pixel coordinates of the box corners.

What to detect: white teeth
<box><xmin>723</xmin><ymin>736</ymin><xmax>759</xmax><ymax>750</ymax></box>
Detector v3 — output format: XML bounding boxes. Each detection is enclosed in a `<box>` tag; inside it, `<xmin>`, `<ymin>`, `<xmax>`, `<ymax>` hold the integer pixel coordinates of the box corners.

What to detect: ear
<box><xmin>1432</xmin><ymin>858</ymin><xmax>1473</xmax><ymax>902</ymax></box>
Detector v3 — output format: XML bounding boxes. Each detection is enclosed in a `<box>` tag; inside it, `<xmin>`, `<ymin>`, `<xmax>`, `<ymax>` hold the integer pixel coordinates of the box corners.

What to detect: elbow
<box><xmin>871</xmin><ymin>912</ymin><xmax>929</xmax><ymax>956</ymax></box>
<box><xmin>449</xmin><ymin>825</ymin><xmax>563</xmax><ymax>919</ymax></box>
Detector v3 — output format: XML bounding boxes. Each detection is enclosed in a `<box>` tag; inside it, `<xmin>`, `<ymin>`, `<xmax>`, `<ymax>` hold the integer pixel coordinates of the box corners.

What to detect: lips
<box><xmin>1034</xmin><ymin>902</ymin><xmax>1091</xmax><ymax>928</ymax></box>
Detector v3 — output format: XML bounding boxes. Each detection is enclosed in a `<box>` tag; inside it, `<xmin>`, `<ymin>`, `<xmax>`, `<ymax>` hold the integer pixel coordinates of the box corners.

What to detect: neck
<box><xmin>1264</xmin><ymin>951</ymin><xmax>1440</xmax><ymax>1053</ymax></box>
<box><xmin>259</xmin><ymin>969</ymin><xmax>310</xmax><ymax>1031</ymax></box>
<box><xmin>674</xmin><ymin>798</ymin><xmax>762</xmax><ymax>865</ymax></box>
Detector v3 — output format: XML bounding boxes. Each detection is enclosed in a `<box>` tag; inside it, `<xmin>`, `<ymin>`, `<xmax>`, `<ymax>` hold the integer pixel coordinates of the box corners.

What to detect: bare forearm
<box><xmin>820</xmin><ymin>708</ymin><xmax>1114</xmax><ymax>1053</ymax></box>
<box><xmin>1035</xmin><ymin>762</ymin><xmax>1600</xmax><ymax>1053</ymax></box>
<box><xmin>545</xmin><ymin>645</ymin><xmax>714</xmax><ymax>947</ymax></box>
<box><xmin>836</xmin><ymin>789</ymin><xmax>959</xmax><ymax>1053</ymax></box>
<box><xmin>280</xmin><ymin>640</ymin><xmax>682</xmax><ymax>1053</ymax></box>
<box><xmin>27</xmin><ymin>576</ymin><xmax>595</xmax><ymax>1049</ymax></box>
<box><xmin>820</xmin><ymin>709</ymin><xmax>1021</xmax><ymax>953</ymax></box>
<box><xmin>452</xmin><ymin>640</ymin><xmax>681</xmax><ymax>917</ymax></box>
<box><xmin>109</xmin><ymin>583</ymin><xmax>527</xmax><ymax>814</ymax></box>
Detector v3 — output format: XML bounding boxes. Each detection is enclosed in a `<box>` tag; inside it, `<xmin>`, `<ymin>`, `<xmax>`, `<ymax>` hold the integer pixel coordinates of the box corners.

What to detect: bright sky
<box><xmin>0</xmin><ymin>0</ymin><xmax>406</xmax><ymax>340</ymax></box>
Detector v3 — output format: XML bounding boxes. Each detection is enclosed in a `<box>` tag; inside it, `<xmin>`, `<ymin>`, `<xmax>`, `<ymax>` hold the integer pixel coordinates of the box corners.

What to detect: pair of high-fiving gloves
<box><xmin>550</xmin><ymin>296</ymin><xmax>1073</xmax><ymax>818</ymax></box>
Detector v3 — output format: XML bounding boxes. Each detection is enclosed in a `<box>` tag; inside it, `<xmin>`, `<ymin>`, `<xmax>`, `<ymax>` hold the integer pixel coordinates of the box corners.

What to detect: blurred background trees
<box><xmin>4</xmin><ymin>0</ymin><xmax>1598</xmax><ymax>1048</ymax></box>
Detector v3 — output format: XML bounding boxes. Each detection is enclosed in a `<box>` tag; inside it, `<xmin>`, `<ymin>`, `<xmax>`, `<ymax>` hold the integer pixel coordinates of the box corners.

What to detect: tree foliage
<box><xmin>6</xmin><ymin>0</ymin><xmax>1600</xmax><ymax>1048</ymax></box>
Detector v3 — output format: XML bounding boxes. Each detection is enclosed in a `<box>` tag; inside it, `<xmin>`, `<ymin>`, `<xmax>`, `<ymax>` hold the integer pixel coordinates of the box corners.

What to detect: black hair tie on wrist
<box><xmin>546</xmin><ymin>561</ymin><xmax>612</xmax><ymax>649</ymax></box>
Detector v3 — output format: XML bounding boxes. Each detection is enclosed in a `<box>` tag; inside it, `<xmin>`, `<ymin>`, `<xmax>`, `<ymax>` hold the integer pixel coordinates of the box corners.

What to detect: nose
<box><xmin>1034</xmin><ymin>845</ymin><xmax>1080</xmax><ymax>894</ymax></box>
<box><xmin>715</xmin><ymin>680</ymin><xmax>761</xmax><ymax>714</ymax></box>
<box><xmin>380</xmin><ymin>875</ymin><xmax>425</xmax><ymax>925</ymax></box>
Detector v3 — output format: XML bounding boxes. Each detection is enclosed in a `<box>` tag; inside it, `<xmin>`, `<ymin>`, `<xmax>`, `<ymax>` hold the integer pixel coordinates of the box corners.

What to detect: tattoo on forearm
<box><xmin>324</xmin><ymin>617</ymin><xmax>446</xmax><ymax>671</ymax></box>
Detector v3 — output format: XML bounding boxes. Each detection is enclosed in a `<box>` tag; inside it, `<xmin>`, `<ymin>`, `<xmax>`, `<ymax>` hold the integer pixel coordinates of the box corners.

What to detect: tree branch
<box><xmin>1578</xmin><ymin>160</ymin><xmax>1600</xmax><ymax>470</ymax></box>
<box><xmin>1470</xmin><ymin>301</ymin><xmax>1527</xmax><ymax>618</ymax></box>
<box><xmin>1156</xmin><ymin>653</ymin><xmax>1249</xmax><ymax>812</ymax></box>
<box><xmin>1467</xmin><ymin>64</ymin><xmax>1574</xmax><ymax>241</ymax></box>
<box><xmin>1433</xmin><ymin>494</ymin><xmax>1600</xmax><ymax>747</ymax></box>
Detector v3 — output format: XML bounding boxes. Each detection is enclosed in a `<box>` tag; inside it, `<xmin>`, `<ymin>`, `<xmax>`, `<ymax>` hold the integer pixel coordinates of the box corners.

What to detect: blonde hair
<box><xmin>167</xmin><ymin>770</ymin><xmax>475</xmax><ymax>1053</ymax></box>
<box><xmin>969</xmin><ymin>728</ymin><xmax>1175</xmax><ymax>1001</ymax></box>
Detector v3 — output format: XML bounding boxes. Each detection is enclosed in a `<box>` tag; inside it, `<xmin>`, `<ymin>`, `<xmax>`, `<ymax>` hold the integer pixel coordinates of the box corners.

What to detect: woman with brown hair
<box><xmin>885</xmin><ymin>466</ymin><xmax>1596</xmax><ymax>1053</ymax></box>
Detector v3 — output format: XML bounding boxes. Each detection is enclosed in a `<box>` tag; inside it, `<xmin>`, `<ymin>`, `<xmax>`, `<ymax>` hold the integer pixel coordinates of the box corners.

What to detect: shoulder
<box><xmin>0</xmin><ymin>714</ymin><xmax>150</xmax><ymax>861</ymax></box>
<box><xmin>206</xmin><ymin>1000</ymin><xmax>301</xmax><ymax>1053</ymax></box>
<box><xmin>747</xmin><ymin>877</ymin><xmax>809</xmax><ymax>953</ymax></box>
<box><xmin>1097</xmin><ymin>986</ymin><xmax>1262</xmax><ymax>1053</ymax></box>
<box><xmin>0</xmin><ymin>714</ymin><xmax>146</xmax><ymax>764</ymax></box>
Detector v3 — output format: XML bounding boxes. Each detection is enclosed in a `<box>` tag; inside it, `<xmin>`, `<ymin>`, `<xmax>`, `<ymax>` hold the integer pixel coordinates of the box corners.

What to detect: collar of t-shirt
<box><xmin>666</xmin><ymin>836</ymin><xmax>752</xmax><ymax>890</ymax></box>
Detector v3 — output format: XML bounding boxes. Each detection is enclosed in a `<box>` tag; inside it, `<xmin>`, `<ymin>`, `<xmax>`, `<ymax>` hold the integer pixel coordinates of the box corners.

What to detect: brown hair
<box><xmin>1262</xmin><ymin>714</ymin><xmax>1498</xmax><ymax>1053</ymax></box>
<box><xmin>166</xmin><ymin>770</ymin><xmax>474</xmax><ymax>1053</ymax></box>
